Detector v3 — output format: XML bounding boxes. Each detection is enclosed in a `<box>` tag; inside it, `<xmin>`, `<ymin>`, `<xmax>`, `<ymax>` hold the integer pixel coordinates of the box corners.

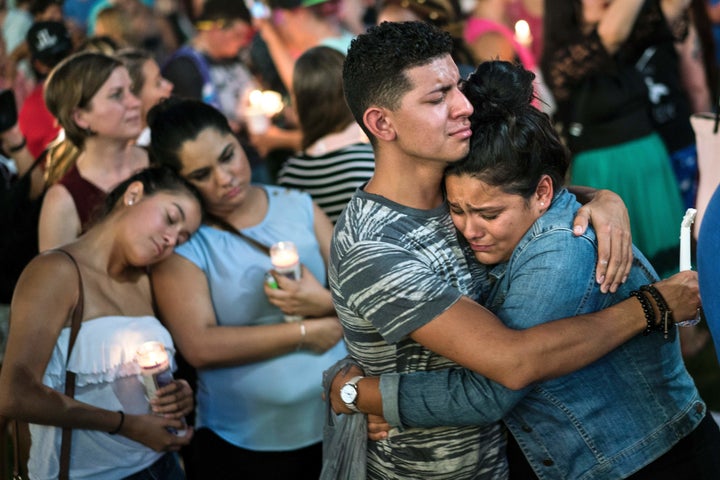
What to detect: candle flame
<box><xmin>248</xmin><ymin>90</ymin><xmax>284</xmax><ymax>115</ymax></box>
<box><xmin>136</xmin><ymin>341</ymin><xmax>169</xmax><ymax>368</ymax></box>
<box><xmin>270</xmin><ymin>241</ymin><xmax>300</xmax><ymax>268</ymax></box>
<box><xmin>514</xmin><ymin>20</ymin><xmax>532</xmax><ymax>46</ymax></box>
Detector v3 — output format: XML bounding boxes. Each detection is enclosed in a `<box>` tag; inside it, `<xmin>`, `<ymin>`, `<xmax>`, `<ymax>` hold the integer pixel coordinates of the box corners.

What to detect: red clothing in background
<box><xmin>18</xmin><ymin>82</ymin><xmax>60</xmax><ymax>159</ymax></box>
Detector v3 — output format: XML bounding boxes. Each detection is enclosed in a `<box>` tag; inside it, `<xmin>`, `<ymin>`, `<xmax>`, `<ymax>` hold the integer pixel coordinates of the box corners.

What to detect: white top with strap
<box><xmin>28</xmin><ymin>315</ymin><xmax>174</xmax><ymax>480</ymax></box>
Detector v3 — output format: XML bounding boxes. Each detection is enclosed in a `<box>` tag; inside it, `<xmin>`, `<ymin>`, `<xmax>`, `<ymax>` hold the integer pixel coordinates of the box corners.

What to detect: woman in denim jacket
<box><xmin>333</xmin><ymin>61</ymin><xmax>720</xmax><ymax>479</ymax></box>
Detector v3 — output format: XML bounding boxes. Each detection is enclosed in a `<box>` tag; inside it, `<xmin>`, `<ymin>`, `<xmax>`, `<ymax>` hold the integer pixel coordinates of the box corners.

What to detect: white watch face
<box><xmin>340</xmin><ymin>384</ymin><xmax>357</xmax><ymax>404</ymax></box>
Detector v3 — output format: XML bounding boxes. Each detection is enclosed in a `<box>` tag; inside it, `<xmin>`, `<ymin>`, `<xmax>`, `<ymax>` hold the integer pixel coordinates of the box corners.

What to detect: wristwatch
<box><xmin>339</xmin><ymin>375</ymin><xmax>364</xmax><ymax>413</ymax></box>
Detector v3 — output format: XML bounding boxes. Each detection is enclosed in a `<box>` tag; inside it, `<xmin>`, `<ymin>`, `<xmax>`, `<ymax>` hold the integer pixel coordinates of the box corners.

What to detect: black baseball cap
<box><xmin>26</xmin><ymin>21</ymin><xmax>73</xmax><ymax>67</ymax></box>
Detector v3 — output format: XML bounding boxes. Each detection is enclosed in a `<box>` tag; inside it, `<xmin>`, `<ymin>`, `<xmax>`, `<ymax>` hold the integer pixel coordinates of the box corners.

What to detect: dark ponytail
<box><xmin>448</xmin><ymin>61</ymin><xmax>570</xmax><ymax>199</ymax></box>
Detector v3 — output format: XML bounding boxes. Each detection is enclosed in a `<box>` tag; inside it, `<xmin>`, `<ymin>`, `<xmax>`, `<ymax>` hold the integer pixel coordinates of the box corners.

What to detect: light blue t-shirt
<box><xmin>319</xmin><ymin>30</ymin><xmax>354</xmax><ymax>54</ymax></box>
<box><xmin>175</xmin><ymin>185</ymin><xmax>347</xmax><ymax>451</ymax></box>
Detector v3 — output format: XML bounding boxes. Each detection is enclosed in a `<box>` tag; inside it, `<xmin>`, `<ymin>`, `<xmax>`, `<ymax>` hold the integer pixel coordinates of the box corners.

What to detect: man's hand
<box><xmin>573</xmin><ymin>189</ymin><xmax>633</xmax><ymax>293</ymax></box>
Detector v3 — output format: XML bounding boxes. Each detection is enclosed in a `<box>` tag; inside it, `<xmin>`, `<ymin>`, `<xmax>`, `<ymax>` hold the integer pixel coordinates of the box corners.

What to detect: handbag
<box><xmin>11</xmin><ymin>249</ymin><xmax>84</xmax><ymax>480</ymax></box>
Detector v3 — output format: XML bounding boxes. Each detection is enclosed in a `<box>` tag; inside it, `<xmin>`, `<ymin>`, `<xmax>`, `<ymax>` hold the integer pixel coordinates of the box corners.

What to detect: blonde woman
<box><xmin>39</xmin><ymin>52</ymin><xmax>149</xmax><ymax>250</ymax></box>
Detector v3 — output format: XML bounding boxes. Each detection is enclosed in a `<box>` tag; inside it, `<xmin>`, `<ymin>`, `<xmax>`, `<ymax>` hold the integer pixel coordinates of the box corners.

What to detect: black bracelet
<box><xmin>629</xmin><ymin>290</ymin><xmax>656</xmax><ymax>336</ymax></box>
<box><xmin>7</xmin><ymin>137</ymin><xmax>26</xmax><ymax>153</ymax></box>
<box><xmin>640</xmin><ymin>284</ymin><xmax>674</xmax><ymax>339</ymax></box>
<box><xmin>108</xmin><ymin>410</ymin><xmax>124</xmax><ymax>435</ymax></box>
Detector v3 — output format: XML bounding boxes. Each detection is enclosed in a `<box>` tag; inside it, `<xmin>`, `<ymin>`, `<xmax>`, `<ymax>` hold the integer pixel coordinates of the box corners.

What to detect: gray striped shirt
<box><xmin>329</xmin><ymin>189</ymin><xmax>508</xmax><ymax>479</ymax></box>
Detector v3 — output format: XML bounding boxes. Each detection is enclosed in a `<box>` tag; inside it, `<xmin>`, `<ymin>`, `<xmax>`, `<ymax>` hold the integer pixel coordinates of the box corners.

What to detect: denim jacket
<box><xmin>379</xmin><ymin>189</ymin><xmax>704</xmax><ymax>480</ymax></box>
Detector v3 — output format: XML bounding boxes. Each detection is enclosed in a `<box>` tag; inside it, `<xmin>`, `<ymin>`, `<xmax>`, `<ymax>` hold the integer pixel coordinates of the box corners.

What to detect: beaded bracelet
<box><xmin>640</xmin><ymin>284</ymin><xmax>674</xmax><ymax>339</ymax></box>
<box><xmin>108</xmin><ymin>410</ymin><xmax>124</xmax><ymax>435</ymax></box>
<box><xmin>629</xmin><ymin>290</ymin><xmax>656</xmax><ymax>336</ymax></box>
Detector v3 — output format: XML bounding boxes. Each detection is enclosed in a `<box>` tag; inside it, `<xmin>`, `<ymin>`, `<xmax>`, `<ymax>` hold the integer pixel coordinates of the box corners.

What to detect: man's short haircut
<box><xmin>342</xmin><ymin>21</ymin><xmax>453</xmax><ymax>141</ymax></box>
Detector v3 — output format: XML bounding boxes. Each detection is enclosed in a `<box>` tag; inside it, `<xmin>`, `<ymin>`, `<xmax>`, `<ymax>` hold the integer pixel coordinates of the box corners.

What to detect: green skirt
<box><xmin>571</xmin><ymin>133</ymin><xmax>684</xmax><ymax>278</ymax></box>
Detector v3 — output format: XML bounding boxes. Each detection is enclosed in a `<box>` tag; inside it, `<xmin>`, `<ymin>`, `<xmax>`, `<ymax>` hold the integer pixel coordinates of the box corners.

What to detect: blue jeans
<box><xmin>123</xmin><ymin>453</ymin><xmax>185</xmax><ymax>480</ymax></box>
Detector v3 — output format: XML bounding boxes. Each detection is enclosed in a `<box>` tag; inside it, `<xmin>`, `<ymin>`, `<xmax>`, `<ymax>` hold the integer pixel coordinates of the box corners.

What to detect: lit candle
<box><xmin>270</xmin><ymin>241</ymin><xmax>303</xmax><ymax>322</ymax></box>
<box><xmin>246</xmin><ymin>90</ymin><xmax>271</xmax><ymax>135</ymax></box>
<box><xmin>270</xmin><ymin>241</ymin><xmax>301</xmax><ymax>280</ymax></box>
<box><xmin>677</xmin><ymin>208</ymin><xmax>701</xmax><ymax>327</ymax></box>
<box><xmin>259</xmin><ymin>90</ymin><xmax>284</xmax><ymax>116</ymax></box>
<box><xmin>679</xmin><ymin>208</ymin><xmax>697</xmax><ymax>272</ymax></box>
<box><xmin>135</xmin><ymin>341</ymin><xmax>186</xmax><ymax>435</ymax></box>
<box><xmin>514</xmin><ymin>20</ymin><xmax>532</xmax><ymax>48</ymax></box>
<box><xmin>246</xmin><ymin>90</ymin><xmax>284</xmax><ymax>135</ymax></box>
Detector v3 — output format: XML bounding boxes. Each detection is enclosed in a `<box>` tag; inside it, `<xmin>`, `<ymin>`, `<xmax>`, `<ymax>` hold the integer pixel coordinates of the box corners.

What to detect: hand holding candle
<box><xmin>135</xmin><ymin>341</ymin><xmax>187</xmax><ymax>435</ymax></box>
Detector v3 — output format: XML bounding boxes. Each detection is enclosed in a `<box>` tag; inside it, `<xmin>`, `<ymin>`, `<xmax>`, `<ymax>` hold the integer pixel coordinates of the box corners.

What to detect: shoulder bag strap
<box><xmin>207</xmin><ymin>214</ymin><xmax>271</xmax><ymax>256</ymax></box>
<box><xmin>54</xmin><ymin>249</ymin><xmax>84</xmax><ymax>480</ymax></box>
<box><xmin>12</xmin><ymin>417</ymin><xmax>22</xmax><ymax>480</ymax></box>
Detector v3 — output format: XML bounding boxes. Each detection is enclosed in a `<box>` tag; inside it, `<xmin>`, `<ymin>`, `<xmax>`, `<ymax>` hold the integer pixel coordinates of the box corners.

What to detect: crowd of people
<box><xmin>0</xmin><ymin>0</ymin><xmax>719</xmax><ymax>478</ymax></box>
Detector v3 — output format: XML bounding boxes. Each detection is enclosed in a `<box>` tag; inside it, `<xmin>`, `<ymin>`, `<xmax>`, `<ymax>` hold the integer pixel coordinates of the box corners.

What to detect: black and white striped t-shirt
<box><xmin>276</xmin><ymin>142</ymin><xmax>374</xmax><ymax>224</ymax></box>
<box><xmin>329</xmin><ymin>188</ymin><xmax>508</xmax><ymax>480</ymax></box>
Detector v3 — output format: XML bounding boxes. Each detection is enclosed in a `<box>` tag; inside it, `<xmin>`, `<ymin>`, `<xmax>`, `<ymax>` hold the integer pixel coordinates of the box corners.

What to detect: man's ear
<box><xmin>123</xmin><ymin>181</ymin><xmax>145</xmax><ymax>206</ymax></box>
<box><xmin>363</xmin><ymin>107</ymin><xmax>396</xmax><ymax>142</ymax></box>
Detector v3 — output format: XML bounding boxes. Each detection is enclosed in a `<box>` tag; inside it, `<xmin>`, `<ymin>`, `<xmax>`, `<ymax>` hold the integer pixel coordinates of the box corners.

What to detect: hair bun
<box><xmin>464</xmin><ymin>61</ymin><xmax>535</xmax><ymax>123</ymax></box>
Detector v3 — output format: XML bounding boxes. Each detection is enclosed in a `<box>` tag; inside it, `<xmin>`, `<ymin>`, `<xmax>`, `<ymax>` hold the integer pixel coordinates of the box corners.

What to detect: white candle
<box><xmin>270</xmin><ymin>241</ymin><xmax>303</xmax><ymax>322</ymax></box>
<box><xmin>136</xmin><ymin>341</ymin><xmax>172</xmax><ymax>399</ymax></box>
<box><xmin>514</xmin><ymin>20</ymin><xmax>532</xmax><ymax>48</ymax></box>
<box><xmin>246</xmin><ymin>90</ymin><xmax>270</xmax><ymax>134</ymax></box>
<box><xmin>135</xmin><ymin>341</ymin><xmax>186</xmax><ymax>435</ymax></box>
<box><xmin>677</xmin><ymin>208</ymin><xmax>702</xmax><ymax>327</ymax></box>
<box><xmin>270</xmin><ymin>241</ymin><xmax>301</xmax><ymax>280</ymax></box>
<box><xmin>679</xmin><ymin>208</ymin><xmax>697</xmax><ymax>272</ymax></box>
<box><xmin>246</xmin><ymin>90</ymin><xmax>284</xmax><ymax>134</ymax></box>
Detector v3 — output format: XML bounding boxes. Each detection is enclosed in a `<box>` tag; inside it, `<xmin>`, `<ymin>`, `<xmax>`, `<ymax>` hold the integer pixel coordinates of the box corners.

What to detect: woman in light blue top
<box><xmin>148</xmin><ymin>98</ymin><xmax>347</xmax><ymax>479</ymax></box>
<box><xmin>0</xmin><ymin>167</ymin><xmax>202</xmax><ymax>479</ymax></box>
